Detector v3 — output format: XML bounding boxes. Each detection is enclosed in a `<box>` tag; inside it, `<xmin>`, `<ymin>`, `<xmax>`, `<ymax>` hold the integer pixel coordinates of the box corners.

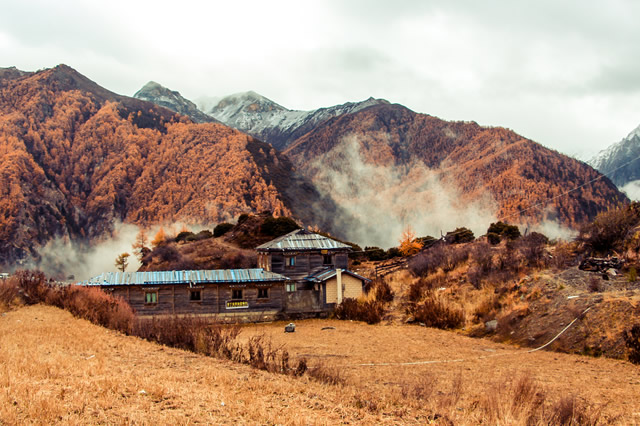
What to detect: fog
<box><xmin>310</xmin><ymin>135</ymin><xmax>499</xmax><ymax>248</ymax></box>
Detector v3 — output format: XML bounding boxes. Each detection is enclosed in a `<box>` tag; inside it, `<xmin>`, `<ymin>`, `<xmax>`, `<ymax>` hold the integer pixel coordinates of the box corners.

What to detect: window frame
<box><xmin>286</xmin><ymin>282</ymin><xmax>296</xmax><ymax>292</ymax></box>
<box><xmin>323</xmin><ymin>253</ymin><xmax>333</xmax><ymax>265</ymax></box>
<box><xmin>144</xmin><ymin>290</ymin><xmax>158</xmax><ymax>304</ymax></box>
<box><xmin>257</xmin><ymin>287</ymin><xmax>269</xmax><ymax>299</ymax></box>
<box><xmin>189</xmin><ymin>289</ymin><xmax>202</xmax><ymax>302</ymax></box>
<box><xmin>232</xmin><ymin>289</ymin><xmax>243</xmax><ymax>300</ymax></box>
<box><xmin>285</xmin><ymin>256</ymin><xmax>296</xmax><ymax>268</ymax></box>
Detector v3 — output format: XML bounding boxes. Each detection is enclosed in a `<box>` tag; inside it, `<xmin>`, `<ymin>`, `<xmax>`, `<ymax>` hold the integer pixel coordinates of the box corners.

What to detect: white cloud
<box><xmin>1</xmin><ymin>1</ymin><xmax>639</xmax><ymax>157</ymax></box>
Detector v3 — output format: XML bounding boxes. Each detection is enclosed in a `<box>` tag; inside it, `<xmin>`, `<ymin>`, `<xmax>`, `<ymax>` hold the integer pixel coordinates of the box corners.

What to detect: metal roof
<box><xmin>256</xmin><ymin>229</ymin><xmax>352</xmax><ymax>252</ymax></box>
<box><xmin>81</xmin><ymin>269</ymin><xmax>289</xmax><ymax>287</ymax></box>
<box><xmin>305</xmin><ymin>268</ymin><xmax>371</xmax><ymax>283</ymax></box>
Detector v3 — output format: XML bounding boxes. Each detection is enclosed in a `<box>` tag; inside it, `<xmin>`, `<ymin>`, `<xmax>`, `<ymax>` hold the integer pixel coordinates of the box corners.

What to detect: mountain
<box><xmin>202</xmin><ymin>91</ymin><xmax>388</xmax><ymax>150</ymax></box>
<box><xmin>0</xmin><ymin>65</ymin><xmax>336</xmax><ymax>268</ymax></box>
<box><xmin>588</xmin><ymin>124</ymin><xmax>640</xmax><ymax>199</ymax></box>
<box><xmin>133</xmin><ymin>81</ymin><xmax>216</xmax><ymax>124</ymax></box>
<box><xmin>282</xmin><ymin>103</ymin><xmax>628</xmax><ymax>246</ymax></box>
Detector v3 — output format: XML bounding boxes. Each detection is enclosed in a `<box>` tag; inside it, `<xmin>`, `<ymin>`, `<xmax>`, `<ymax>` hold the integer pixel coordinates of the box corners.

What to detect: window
<box><xmin>232</xmin><ymin>289</ymin><xmax>243</xmax><ymax>300</ymax></box>
<box><xmin>258</xmin><ymin>288</ymin><xmax>269</xmax><ymax>299</ymax></box>
<box><xmin>144</xmin><ymin>291</ymin><xmax>157</xmax><ymax>304</ymax></box>
<box><xmin>189</xmin><ymin>290</ymin><xmax>202</xmax><ymax>301</ymax></box>
<box><xmin>323</xmin><ymin>254</ymin><xmax>333</xmax><ymax>265</ymax></box>
<box><xmin>285</xmin><ymin>256</ymin><xmax>295</xmax><ymax>268</ymax></box>
<box><xmin>286</xmin><ymin>283</ymin><xmax>296</xmax><ymax>292</ymax></box>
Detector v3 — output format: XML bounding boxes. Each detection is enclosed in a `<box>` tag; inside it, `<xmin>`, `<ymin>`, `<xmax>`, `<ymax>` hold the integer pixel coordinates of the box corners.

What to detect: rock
<box><xmin>485</xmin><ymin>320</ymin><xmax>498</xmax><ymax>332</ymax></box>
<box><xmin>606</xmin><ymin>268</ymin><xmax>617</xmax><ymax>277</ymax></box>
<box><xmin>284</xmin><ymin>323</ymin><xmax>295</xmax><ymax>333</ymax></box>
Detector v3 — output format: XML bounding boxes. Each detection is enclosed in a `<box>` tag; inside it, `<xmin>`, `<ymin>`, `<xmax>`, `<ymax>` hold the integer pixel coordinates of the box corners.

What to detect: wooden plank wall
<box><xmin>106</xmin><ymin>282</ymin><xmax>285</xmax><ymax>316</ymax></box>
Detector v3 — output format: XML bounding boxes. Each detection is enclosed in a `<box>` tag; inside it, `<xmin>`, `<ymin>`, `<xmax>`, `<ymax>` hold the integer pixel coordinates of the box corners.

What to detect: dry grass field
<box><xmin>2</xmin><ymin>303</ymin><xmax>640</xmax><ymax>424</ymax></box>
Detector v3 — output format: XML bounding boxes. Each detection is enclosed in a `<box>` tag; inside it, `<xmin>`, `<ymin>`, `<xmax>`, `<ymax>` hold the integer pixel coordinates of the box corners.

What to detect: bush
<box><xmin>175</xmin><ymin>231</ymin><xmax>195</xmax><ymax>243</ymax></box>
<box><xmin>409</xmin><ymin>244</ymin><xmax>469</xmax><ymax>276</ymax></box>
<box><xmin>624</xmin><ymin>324</ymin><xmax>640</xmax><ymax>364</ymax></box>
<box><xmin>237</xmin><ymin>213</ymin><xmax>250</xmax><ymax>223</ymax></box>
<box><xmin>260</xmin><ymin>216</ymin><xmax>300</xmax><ymax>237</ymax></box>
<box><xmin>445</xmin><ymin>227</ymin><xmax>475</xmax><ymax>244</ymax></box>
<box><xmin>364</xmin><ymin>246</ymin><xmax>387</xmax><ymax>261</ymax></box>
<box><xmin>578</xmin><ymin>202</ymin><xmax>640</xmax><ymax>255</ymax></box>
<box><xmin>333</xmin><ymin>298</ymin><xmax>384</xmax><ymax>324</ymax></box>
<box><xmin>213</xmin><ymin>223</ymin><xmax>234</xmax><ymax>237</ymax></box>
<box><xmin>409</xmin><ymin>291</ymin><xmax>465</xmax><ymax>329</ymax></box>
<box><xmin>386</xmin><ymin>247</ymin><xmax>401</xmax><ymax>259</ymax></box>
<box><xmin>371</xmin><ymin>278</ymin><xmax>394</xmax><ymax>303</ymax></box>
<box><xmin>487</xmin><ymin>222</ymin><xmax>521</xmax><ymax>243</ymax></box>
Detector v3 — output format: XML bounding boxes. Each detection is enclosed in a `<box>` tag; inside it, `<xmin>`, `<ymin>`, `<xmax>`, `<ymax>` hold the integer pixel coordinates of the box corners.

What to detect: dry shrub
<box><xmin>481</xmin><ymin>374</ymin><xmax>606</xmax><ymax>425</ymax></box>
<box><xmin>0</xmin><ymin>277</ymin><xmax>20</xmax><ymax>310</ymax></box>
<box><xmin>307</xmin><ymin>361</ymin><xmax>345</xmax><ymax>386</ymax></box>
<box><xmin>408</xmin><ymin>274</ymin><xmax>445</xmax><ymax>302</ymax></box>
<box><xmin>579</xmin><ymin>202</ymin><xmax>640</xmax><ymax>255</ymax></box>
<box><xmin>55</xmin><ymin>285</ymin><xmax>135</xmax><ymax>334</ymax></box>
<box><xmin>409</xmin><ymin>291</ymin><xmax>465</xmax><ymax>329</ymax></box>
<box><xmin>13</xmin><ymin>270</ymin><xmax>50</xmax><ymax>304</ymax></box>
<box><xmin>400</xmin><ymin>371</ymin><xmax>438</xmax><ymax>401</ymax></box>
<box><xmin>334</xmin><ymin>298</ymin><xmax>384</xmax><ymax>324</ymax></box>
<box><xmin>247</xmin><ymin>335</ymin><xmax>291</xmax><ymax>373</ymax></box>
<box><xmin>472</xmin><ymin>292</ymin><xmax>501</xmax><ymax>323</ymax></box>
<box><xmin>624</xmin><ymin>324</ymin><xmax>640</xmax><ymax>364</ymax></box>
<box><xmin>371</xmin><ymin>278</ymin><xmax>394</xmax><ymax>303</ymax></box>
<box><xmin>409</xmin><ymin>244</ymin><xmax>469</xmax><ymax>277</ymax></box>
<box><xmin>548</xmin><ymin>395</ymin><xmax>605</xmax><ymax>425</ymax></box>
<box><xmin>588</xmin><ymin>275</ymin><xmax>603</xmax><ymax>293</ymax></box>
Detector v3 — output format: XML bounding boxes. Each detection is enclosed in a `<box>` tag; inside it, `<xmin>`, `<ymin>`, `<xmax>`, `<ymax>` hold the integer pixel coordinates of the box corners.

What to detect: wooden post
<box><xmin>172</xmin><ymin>286</ymin><xmax>175</xmax><ymax>314</ymax></box>
<box><xmin>336</xmin><ymin>269</ymin><xmax>343</xmax><ymax>304</ymax></box>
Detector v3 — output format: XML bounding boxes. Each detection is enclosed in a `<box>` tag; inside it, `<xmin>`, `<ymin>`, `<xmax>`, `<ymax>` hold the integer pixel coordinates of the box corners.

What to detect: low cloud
<box><xmin>309</xmin><ymin>135</ymin><xmax>498</xmax><ymax>248</ymax></box>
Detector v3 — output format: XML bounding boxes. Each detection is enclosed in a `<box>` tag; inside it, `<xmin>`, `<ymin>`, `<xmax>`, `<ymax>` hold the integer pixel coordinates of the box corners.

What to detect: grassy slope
<box><xmin>2</xmin><ymin>304</ymin><xmax>640</xmax><ymax>423</ymax></box>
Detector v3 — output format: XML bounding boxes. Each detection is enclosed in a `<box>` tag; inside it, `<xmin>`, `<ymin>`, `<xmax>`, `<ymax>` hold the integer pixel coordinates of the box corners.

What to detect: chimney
<box><xmin>336</xmin><ymin>268</ymin><xmax>343</xmax><ymax>304</ymax></box>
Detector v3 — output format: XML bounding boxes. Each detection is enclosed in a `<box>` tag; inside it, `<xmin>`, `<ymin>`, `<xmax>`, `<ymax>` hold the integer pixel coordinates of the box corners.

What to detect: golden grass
<box><xmin>2</xmin><ymin>304</ymin><xmax>639</xmax><ymax>424</ymax></box>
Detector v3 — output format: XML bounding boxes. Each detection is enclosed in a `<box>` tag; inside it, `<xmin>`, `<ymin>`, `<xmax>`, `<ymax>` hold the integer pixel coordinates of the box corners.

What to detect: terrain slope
<box><xmin>2</xmin><ymin>304</ymin><xmax>637</xmax><ymax>423</ymax></box>
<box><xmin>0</xmin><ymin>65</ymin><xmax>334</xmax><ymax>266</ymax></box>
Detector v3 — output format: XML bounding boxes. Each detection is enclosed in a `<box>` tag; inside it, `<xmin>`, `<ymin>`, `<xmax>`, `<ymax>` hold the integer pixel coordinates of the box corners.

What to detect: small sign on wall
<box><xmin>226</xmin><ymin>300</ymin><xmax>249</xmax><ymax>309</ymax></box>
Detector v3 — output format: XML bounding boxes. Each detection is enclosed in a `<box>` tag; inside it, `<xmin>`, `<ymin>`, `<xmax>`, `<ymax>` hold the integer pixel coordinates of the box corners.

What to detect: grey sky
<box><xmin>1</xmin><ymin>0</ymin><xmax>639</xmax><ymax>158</ymax></box>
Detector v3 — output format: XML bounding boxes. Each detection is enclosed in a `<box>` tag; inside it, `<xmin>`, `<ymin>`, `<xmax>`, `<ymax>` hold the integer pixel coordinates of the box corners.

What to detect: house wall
<box><xmin>325</xmin><ymin>273</ymin><xmax>365</xmax><ymax>304</ymax></box>
<box><xmin>103</xmin><ymin>282</ymin><xmax>285</xmax><ymax>316</ymax></box>
<box><xmin>266</xmin><ymin>250</ymin><xmax>350</xmax><ymax>280</ymax></box>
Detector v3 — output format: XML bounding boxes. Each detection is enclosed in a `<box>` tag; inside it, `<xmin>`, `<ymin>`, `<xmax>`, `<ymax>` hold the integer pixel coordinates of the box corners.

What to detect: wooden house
<box><xmin>256</xmin><ymin>229</ymin><xmax>370</xmax><ymax>313</ymax></box>
<box><xmin>83</xmin><ymin>269</ymin><xmax>289</xmax><ymax>320</ymax></box>
<box><xmin>82</xmin><ymin>230</ymin><xmax>370</xmax><ymax>320</ymax></box>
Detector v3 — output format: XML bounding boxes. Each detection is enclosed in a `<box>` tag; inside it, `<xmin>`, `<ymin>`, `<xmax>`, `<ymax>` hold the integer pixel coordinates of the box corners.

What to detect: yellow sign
<box><xmin>226</xmin><ymin>300</ymin><xmax>248</xmax><ymax>309</ymax></box>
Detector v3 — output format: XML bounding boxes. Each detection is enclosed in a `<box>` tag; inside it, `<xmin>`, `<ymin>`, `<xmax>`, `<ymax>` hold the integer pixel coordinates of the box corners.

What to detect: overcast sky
<box><xmin>1</xmin><ymin>0</ymin><xmax>639</xmax><ymax>158</ymax></box>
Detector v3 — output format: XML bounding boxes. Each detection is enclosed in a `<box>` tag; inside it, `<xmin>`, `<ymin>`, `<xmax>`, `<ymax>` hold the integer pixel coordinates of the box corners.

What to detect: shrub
<box><xmin>196</xmin><ymin>230</ymin><xmax>214</xmax><ymax>240</ymax></box>
<box><xmin>409</xmin><ymin>291</ymin><xmax>465</xmax><ymax>329</ymax></box>
<box><xmin>386</xmin><ymin>247</ymin><xmax>401</xmax><ymax>258</ymax></box>
<box><xmin>153</xmin><ymin>244</ymin><xmax>181</xmax><ymax>262</ymax></box>
<box><xmin>487</xmin><ymin>222</ymin><xmax>521</xmax><ymax>242</ymax></box>
<box><xmin>364</xmin><ymin>246</ymin><xmax>387</xmax><ymax>261</ymax></box>
<box><xmin>624</xmin><ymin>324</ymin><xmax>640</xmax><ymax>364</ymax></box>
<box><xmin>0</xmin><ymin>277</ymin><xmax>20</xmax><ymax>309</ymax></box>
<box><xmin>213</xmin><ymin>223</ymin><xmax>234</xmax><ymax>237</ymax></box>
<box><xmin>578</xmin><ymin>202</ymin><xmax>640</xmax><ymax>255</ymax></box>
<box><xmin>237</xmin><ymin>213</ymin><xmax>250</xmax><ymax>223</ymax></box>
<box><xmin>333</xmin><ymin>298</ymin><xmax>384</xmax><ymax>324</ymax></box>
<box><xmin>260</xmin><ymin>216</ymin><xmax>300</xmax><ymax>237</ymax></box>
<box><xmin>445</xmin><ymin>227</ymin><xmax>475</xmax><ymax>244</ymax></box>
<box><xmin>487</xmin><ymin>232</ymin><xmax>501</xmax><ymax>245</ymax></box>
<box><xmin>372</xmin><ymin>278</ymin><xmax>394</xmax><ymax>303</ymax></box>
<box><xmin>409</xmin><ymin>244</ymin><xmax>469</xmax><ymax>277</ymax></box>
<box><xmin>307</xmin><ymin>361</ymin><xmax>345</xmax><ymax>385</ymax></box>
<box><xmin>175</xmin><ymin>231</ymin><xmax>195</xmax><ymax>243</ymax></box>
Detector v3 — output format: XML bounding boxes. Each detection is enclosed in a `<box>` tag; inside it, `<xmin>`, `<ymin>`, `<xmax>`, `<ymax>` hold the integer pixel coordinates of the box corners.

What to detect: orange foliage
<box><xmin>399</xmin><ymin>226</ymin><xmax>423</xmax><ymax>256</ymax></box>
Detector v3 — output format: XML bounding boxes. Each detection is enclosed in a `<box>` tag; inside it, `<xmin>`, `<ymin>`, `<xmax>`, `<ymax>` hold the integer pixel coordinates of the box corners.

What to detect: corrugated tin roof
<box><xmin>81</xmin><ymin>269</ymin><xmax>289</xmax><ymax>286</ymax></box>
<box><xmin>305</xmin><ymin>268</ymin><xmax>371</xmax><ymax>283</ymax></box>
<box><xmin>256</xmin><ymin>229</ymin><xmax>352</xmax><ymax>251</ymax></box>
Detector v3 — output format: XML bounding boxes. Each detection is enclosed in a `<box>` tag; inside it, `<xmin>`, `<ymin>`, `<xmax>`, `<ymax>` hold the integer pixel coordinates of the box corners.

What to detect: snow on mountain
<box><xmin>133</xmin><ymin>81</ymin><xmax>215</xmax><ymax>123</ymax></box>
<box><xmin>588</xmin><ymin>123</ymin><xmax>640</xmax><ymax>196</ymax></box>
<box><xmin>204</xmin><ymin>91</ymin><xmax>390</xmax><ymax>150</ymax></box>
